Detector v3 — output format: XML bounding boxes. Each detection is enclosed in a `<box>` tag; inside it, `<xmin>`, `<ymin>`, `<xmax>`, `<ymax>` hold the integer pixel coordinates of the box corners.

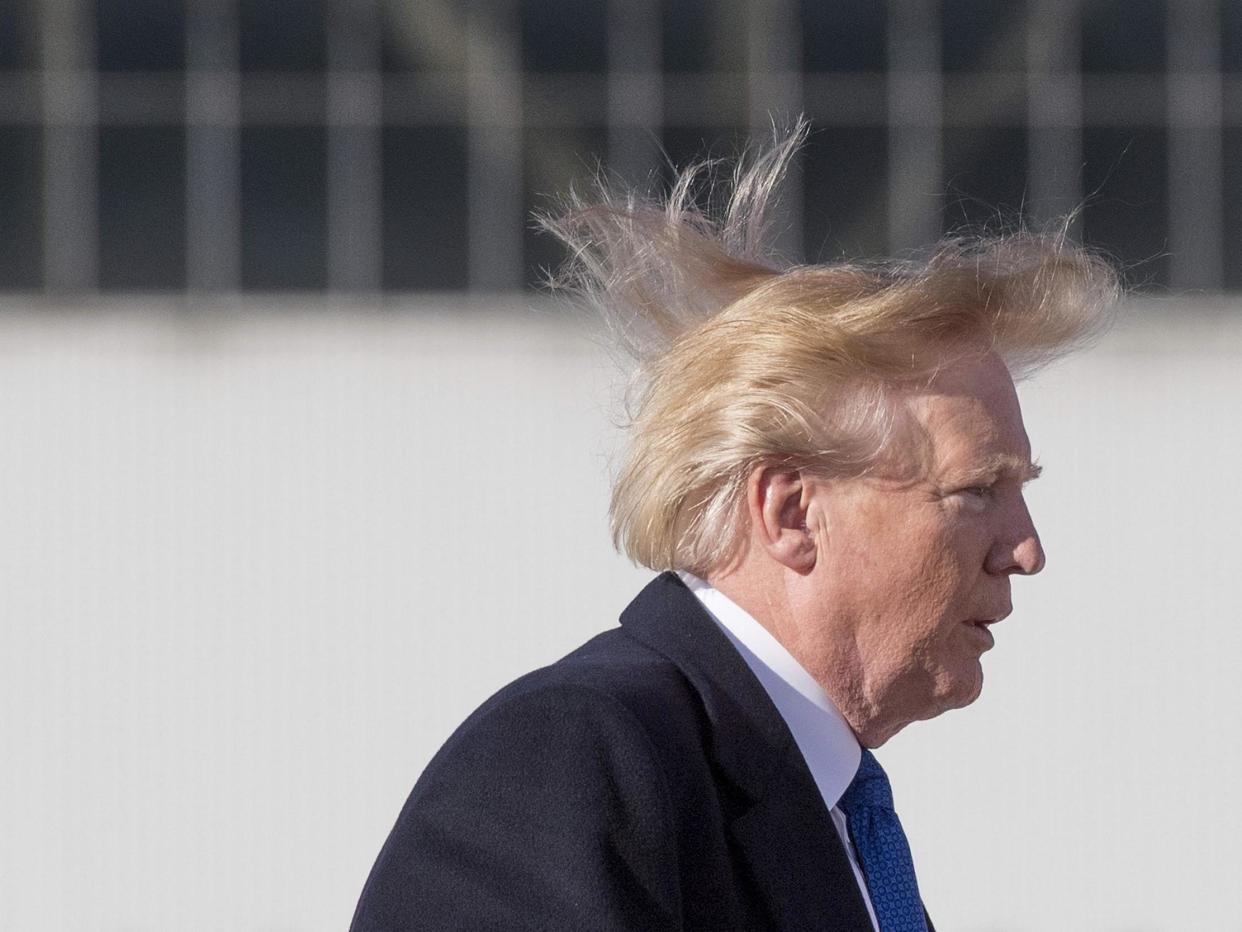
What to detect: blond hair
<box><xmin>540</xmin><ymin>125</ymin><xmax>1119</xmax><ymax>575</ymax></box>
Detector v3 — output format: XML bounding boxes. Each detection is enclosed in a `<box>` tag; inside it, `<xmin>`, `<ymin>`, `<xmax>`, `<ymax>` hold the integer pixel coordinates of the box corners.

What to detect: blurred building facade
<box><xmin>0</xmin><ymin>0</ymin><xmax>1233</xmax><ymax>296</ymax></box>
<box><xmin>6</xmin><ymin>5</ymin><xmax>1242</xmax><ymax>931</ymax></box>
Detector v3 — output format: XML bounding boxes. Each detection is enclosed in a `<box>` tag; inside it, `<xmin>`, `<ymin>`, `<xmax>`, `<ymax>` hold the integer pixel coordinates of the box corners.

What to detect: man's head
<box><xmin>741</xmin><ymin>351</ymin><xmax>1044</xmax><ymax>746</ymax></box>
<box><xmin>543</xmin><ymin>126</ymin><xmax>1117</xmax><ymax>743</ymax></box>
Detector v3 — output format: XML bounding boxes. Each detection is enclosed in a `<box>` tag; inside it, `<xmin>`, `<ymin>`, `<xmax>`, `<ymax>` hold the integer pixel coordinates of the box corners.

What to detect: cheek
<box><xmin>855</xmin><ymin>553</ymin><xmax>961</xmax><ymax>657</ymax></box>
<box><xmin>889</xmin><ymin>531</ymin><xmax>968</xmax><ymax>611</ymax></box>
<box><xmin>928</xmin><ymin>517</ymin><xmax>992</xmax><ymax>588</ymax></box>
<box><xmin>882</xmin><ymin>542</ymin><xmax>982</xmax><ymax>660</ymax></box>
<box><xmin>827</xmin><ymin>500</ymin><xmax>978</xmax><ymax>628</ymax></box>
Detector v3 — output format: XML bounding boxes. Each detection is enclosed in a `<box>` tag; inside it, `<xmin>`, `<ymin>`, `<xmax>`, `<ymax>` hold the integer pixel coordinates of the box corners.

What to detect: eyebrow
<box><xmin>953</xmin><ymin>455</ymin><xmax>1043</xmax><ymax>485</ymax></box>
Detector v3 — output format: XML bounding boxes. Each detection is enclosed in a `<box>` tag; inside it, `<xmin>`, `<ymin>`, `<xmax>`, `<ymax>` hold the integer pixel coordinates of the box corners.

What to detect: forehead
<box><xmin>903</xmin><ymin>354</ymin><xmax>1033</xmax><ymax>478</ymax></box>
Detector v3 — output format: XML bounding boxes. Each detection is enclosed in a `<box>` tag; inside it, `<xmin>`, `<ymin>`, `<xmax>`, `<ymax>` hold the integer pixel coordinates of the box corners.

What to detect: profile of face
<box><xmin>797</xmin><ymin>352</ymin><xmax>1045</xmax><ymax>746</ymax></box>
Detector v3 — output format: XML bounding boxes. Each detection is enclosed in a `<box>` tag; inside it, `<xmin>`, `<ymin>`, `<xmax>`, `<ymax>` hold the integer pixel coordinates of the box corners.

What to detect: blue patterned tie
<box><xmin>837</xmin><ymin>749</ymin><xmax>929</xmax><ymax>932</ymax></box>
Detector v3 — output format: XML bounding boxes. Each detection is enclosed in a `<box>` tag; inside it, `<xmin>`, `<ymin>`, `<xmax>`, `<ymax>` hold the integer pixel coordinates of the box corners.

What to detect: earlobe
<box><xmin>748</xmin><ymin>466</ymin><xmax>818</xmax><ymax>574</ymax></box>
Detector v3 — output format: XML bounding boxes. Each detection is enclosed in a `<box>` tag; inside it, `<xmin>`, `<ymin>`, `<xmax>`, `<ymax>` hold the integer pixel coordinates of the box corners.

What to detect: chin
<box><xmin>930</xmin><ymin>667</ymin><xmax>984</xmax><ymax>715</ymax></box>
<box><xmin>948</xmin><ymin>669</ymin><xmax>985</xmax><ymax>709</ymax></box>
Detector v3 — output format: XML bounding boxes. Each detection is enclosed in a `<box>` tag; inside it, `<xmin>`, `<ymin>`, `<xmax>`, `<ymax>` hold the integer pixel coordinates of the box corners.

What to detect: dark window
<box><xmin>1221</xmin><ymin>1</ymin><xmax>1242</xmax><ymax>73</ymax></box>
<box><xmin>521</xmin><ymin>0</ymin><xmax>607</xmax><ymax>73</ymax></box>
<box><xmin>802</xmin><ymin>0</ymin><xmax>886</xmax><ymax>72</ymax></box>
<box><xmin>663</xmin><ymin>0</ymin><xmax>736</xmax><ymax>73</ymax></box>
<box><xmin>1081</xmin><ymin>0</ymin><xmax>1165</xmax><ymax>73</ymax></box>
<box><xmin>801</xmin><ymin>126</ymin><xmax>889</xmax><ymax>261</ymax></box>
<box><xmin>99</xmin><ymin>127</ymin><xmax>186</xmax><ymax>290</ymax></box>
<box><xmin>1220</xmin><ymin>129</ymin><xmax>1242</xmax><ymax>288</ymax></box>
<box><xmin>0</xmin><ymin>2</ymin><xmax>38</xmax><ymax>71</ymax></box>
<box><xmin>240</xmin><ymin>0</ymin><xmax>327</xmax><ymax>72</ymax></box>
<box><xmin>941</xmin><ymin>0</ymin><xmax>1026</xmax><ymax>73</ymax></box>
<box><xmin>382</xmin><ymin>126</ymin><xmax>468</xmax><ymax>290</ymax></box>
<box><xmin>97</xmin><ymin>0</ymin><xmax>186</xmax><ymax>72</ymax></box>
<box><xmin>659</xmin><ymin>125</ymin><xmax>751</xmax><ymax>180</ymax></box>
<box><xmin>524</xmin><ymin>125</ymin><xmax>608</xmax><ymax>288</ymax></box>
<box><xmin>0</xmin><ymin>128</ymin><xmax>42</xmax><ymax>288</ymax></box>
<box><xmin>941</xmin><ymin>126</ymin><xmax>1029</xmax><ymax>232</ymax></box>
<box><xmin>1082</xmin><ymin>127</ymin><xmax>1169</xmax><ymax>287</ymax></box>
<box><xmin>241</xmin><ymin>127</ymin><xmax>328</xmax><ymax>289</ymax></box>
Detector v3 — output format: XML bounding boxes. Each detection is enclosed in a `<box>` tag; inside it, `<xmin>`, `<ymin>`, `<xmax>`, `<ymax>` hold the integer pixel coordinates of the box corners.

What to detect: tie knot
<box><xmin>838</xmin><ymin>748</ymin><xmax>894</xmax><ymax>814</ymax></box>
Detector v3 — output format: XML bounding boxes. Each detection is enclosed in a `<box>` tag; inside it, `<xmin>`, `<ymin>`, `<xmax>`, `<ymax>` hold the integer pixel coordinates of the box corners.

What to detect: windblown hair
<box><xmin>539</xmin><ymin>124</ymin><xmax>1120</xmax><ymax>576</ymax></box>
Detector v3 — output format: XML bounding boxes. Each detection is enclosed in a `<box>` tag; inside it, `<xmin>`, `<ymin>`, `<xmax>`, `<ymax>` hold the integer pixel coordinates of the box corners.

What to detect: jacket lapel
<box><xmin>729</xmin><ymin>746</ymin><xmax>879</xmax><ymax>932</ymax></box>
<box><xmin>620</xmin><ymin>573</ymin><xmax>876</xmax><ymax>931</ymax></box>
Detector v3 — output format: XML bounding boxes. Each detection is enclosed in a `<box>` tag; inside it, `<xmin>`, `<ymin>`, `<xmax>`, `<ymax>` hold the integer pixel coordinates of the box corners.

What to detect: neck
<box><xmin>706</xmin><ymin>566</ymin><xmax>911</xmax><ymax>749</ymax></box>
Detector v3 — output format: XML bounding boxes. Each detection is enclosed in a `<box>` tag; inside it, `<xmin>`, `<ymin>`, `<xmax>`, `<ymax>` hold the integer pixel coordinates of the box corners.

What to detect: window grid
<box><xmin>326</xmin><ymin>0</ymin><xmax>382</xmax><ymax>293</ymax></box>
<box><xmin>186</xmin><ymin>0</ymin><xmax>241</xmax><ymax>293</ymax></box>
<box><xmin>41</xmin><ymin>0</ymin><xmax>99</xmax><ymax>292</ymax></box>
<box><xmin>887</xmin><ymin>0</ymin><xmax>942</xmax><ymax>253</ymax></box>
<box><xmin>1027</xmin><ymin>0</ymin><xmax>1084</xmax><ymax>237</ymax></box>
<box><xmin>1167</xmin><ymin>0</ymin><xmax>1223</xmax><ymax>290</ymax></box>
<box><xmin>0</xmin><ymin>0</ymin><xmax>1234</xmax><ymax>295</ymax></box>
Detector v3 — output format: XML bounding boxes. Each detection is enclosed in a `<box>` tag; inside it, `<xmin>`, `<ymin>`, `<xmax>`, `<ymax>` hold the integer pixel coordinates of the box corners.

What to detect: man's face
<box><xmin>800</xmin><ymin>353</ymin><xmax>1044</xmax><ymax>745</ymax></box>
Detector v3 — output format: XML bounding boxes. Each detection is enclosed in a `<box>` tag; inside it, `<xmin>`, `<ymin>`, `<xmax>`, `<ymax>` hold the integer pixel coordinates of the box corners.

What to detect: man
<box><xmin>350</xmin><ymin>132</ymin><xmax>1117</xmax><ymax>931</ymax></box>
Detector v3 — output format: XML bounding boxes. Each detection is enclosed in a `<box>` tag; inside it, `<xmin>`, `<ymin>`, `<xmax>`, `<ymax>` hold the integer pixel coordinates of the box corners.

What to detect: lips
<box><xmin>969</xmin><ymin>607</ymin><xmax>1012</xmax><ymax>628</ymax></box>
<box><xmin>964</xmin><ymin>619</ymin><xmax>996</xmax><ymax>649</ymax></box>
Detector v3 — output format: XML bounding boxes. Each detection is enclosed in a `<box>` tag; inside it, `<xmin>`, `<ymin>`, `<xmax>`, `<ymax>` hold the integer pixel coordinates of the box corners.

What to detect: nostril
<box><xmin>987</xmin><ymin>535</ymin><xmax>1045</xmax><ymax>576</ymax></box>
<box><xmin>1018</xmin><ymin>537</ymin><xmax>1045</xmax><ymax>575</ymax></box>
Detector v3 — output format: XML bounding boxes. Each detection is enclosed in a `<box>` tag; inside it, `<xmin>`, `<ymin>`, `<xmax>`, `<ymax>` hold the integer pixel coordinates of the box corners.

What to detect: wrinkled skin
<box><xmin>805</xmin><ymin>353</ymin><xmax>1044</xmax><ymax>745</ymax></box>
<box><xmin>716</xmin><ymin>352</ymin><xmax>1046</xmax><ymax>747</ymax></box>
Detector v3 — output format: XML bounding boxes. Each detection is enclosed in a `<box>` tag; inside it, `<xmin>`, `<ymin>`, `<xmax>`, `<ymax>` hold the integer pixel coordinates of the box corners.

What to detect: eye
<box><xmin>951</xmin><ymin>485</ymin><xmax>994</xmax><ymax>509</ymax></box>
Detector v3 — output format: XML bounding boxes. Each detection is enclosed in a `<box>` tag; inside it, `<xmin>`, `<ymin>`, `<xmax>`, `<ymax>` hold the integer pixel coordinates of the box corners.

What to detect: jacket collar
<box><xmin>619</xmin><ymin>572</ymin><xmax>878</xmax><ymax>932</ymax></box>
<box><xmin>620</xmin><ymin>571</ymin><xmax>798</xmax><ymax>804</ymax></box>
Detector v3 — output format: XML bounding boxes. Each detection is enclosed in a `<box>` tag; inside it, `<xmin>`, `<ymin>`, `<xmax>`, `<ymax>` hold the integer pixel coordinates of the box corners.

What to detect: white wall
<box><xmin>0</xmin><ymin>298</ymin><xmax>1237</xmax><ymax>931</ymax></box>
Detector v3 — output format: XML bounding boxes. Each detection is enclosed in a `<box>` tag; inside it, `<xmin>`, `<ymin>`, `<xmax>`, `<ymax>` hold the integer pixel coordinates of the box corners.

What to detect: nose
<box><xmin>986</xmin><ymin>498</ymin><xmax>1046</xmax><ymax>577</ymax></box>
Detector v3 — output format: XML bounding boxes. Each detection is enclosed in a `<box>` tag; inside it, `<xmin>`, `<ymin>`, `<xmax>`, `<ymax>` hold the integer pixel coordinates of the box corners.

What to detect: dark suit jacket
<box><xmin>351</xmin><ymin>572</ymin><xmax>933</xmax><ymax>931</ymax></box>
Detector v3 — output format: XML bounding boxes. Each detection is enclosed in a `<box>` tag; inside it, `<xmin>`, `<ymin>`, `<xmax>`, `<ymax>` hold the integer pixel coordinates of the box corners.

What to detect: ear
<box><xmin>746</xmin><ymin>465</ymin><xmax>818</xmax><ymax>573</ymax></box>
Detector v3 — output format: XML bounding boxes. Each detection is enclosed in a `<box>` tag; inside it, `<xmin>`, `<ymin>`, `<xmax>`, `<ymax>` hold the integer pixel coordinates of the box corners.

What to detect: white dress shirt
<box><xmin>678</xmin><ymin>572</ymin><xmax>880</xmax><ymax>932</ymax></box>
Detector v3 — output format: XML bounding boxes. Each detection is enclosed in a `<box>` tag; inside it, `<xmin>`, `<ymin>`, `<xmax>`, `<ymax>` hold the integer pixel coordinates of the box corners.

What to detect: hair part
<box><xmin>539</xmin><ymin>124</ymin><xmax>1120</xmax><ymax>576</ymax></box>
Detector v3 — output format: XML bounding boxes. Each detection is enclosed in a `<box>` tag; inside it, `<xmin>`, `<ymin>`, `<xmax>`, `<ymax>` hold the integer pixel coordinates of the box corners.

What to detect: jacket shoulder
<box><xmin>351</xmin><ymin>628</ymin><xmax>704</xmax><ymax>931</ymax></box>
<box><xmin>500</xmin><ymin>626</ymin><xmax>705</xmax><ymax>733</ymax></box>
<box><xmin>433</xmin><ymin>626</ymin><xmax>714</xmax><ymax>817</ymax></box>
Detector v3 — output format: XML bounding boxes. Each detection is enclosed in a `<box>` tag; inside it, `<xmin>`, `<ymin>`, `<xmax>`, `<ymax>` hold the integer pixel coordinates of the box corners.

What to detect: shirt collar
<box><xmin>677</xmin><ymin>571</ymin><xmax>862</xmax><ymax>809</ymax></box>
